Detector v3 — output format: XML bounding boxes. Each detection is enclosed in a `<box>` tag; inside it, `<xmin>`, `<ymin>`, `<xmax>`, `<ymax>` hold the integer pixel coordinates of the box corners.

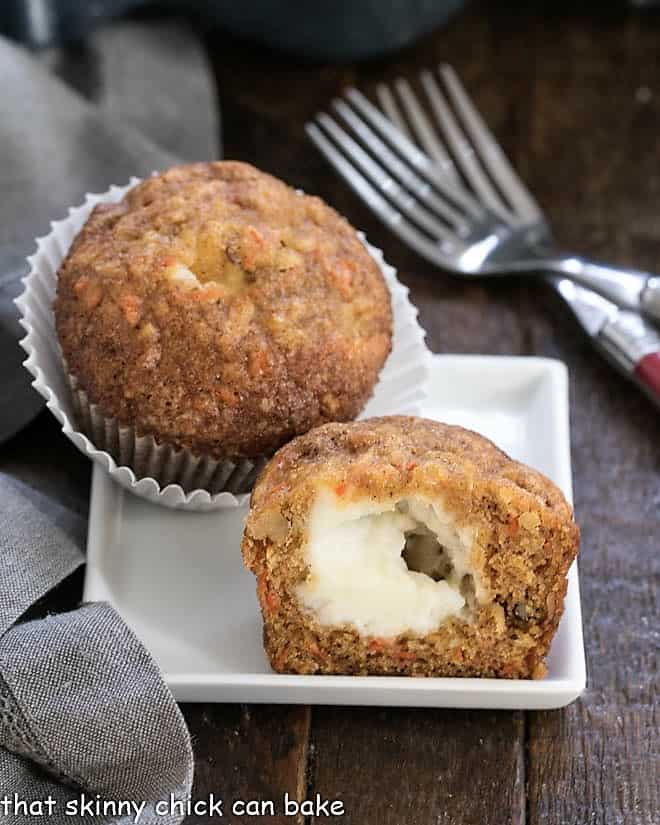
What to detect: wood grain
<box><xmin>181</xmin><ymin>704</ymin><xmax>310</xmax><ymax>824</ymax></box>
<box><xmin>308</xmin><ymin>708</ymin><xmax>525</xmax><ymax>825</ymax></box>
<box><xmin>515</xmin><ymin>9</ymin><xmax>660</xmax><ymax>825</ymax></box>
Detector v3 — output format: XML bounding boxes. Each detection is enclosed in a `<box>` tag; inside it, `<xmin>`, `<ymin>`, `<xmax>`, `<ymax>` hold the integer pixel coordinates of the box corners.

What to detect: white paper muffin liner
<box><xmin>16</xmin><ymin>178</ymin><xmax>431</xmax><ymax>512</ymax></box>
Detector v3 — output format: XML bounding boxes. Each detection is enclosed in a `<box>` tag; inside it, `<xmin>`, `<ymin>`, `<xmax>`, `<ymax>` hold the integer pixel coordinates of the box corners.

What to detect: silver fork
<box><xmin>306</xmin><ymin>65</ymin><xmax>660</xmax><ymax>407</ymax></box>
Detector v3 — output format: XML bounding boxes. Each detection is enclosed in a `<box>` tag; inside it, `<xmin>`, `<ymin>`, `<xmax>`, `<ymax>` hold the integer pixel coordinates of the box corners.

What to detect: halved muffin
<box><xmin>241</xmin><ymin>416</ymin><xmax>579</xmax><ymax>678</ymax></box>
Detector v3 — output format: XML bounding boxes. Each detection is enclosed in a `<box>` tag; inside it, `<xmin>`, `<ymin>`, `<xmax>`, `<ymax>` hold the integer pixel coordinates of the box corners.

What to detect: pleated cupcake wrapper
<box><xmin>65</xmin><ymin>366</ymin><xmax>267</xmax><ymax>495</ymax></box>
<box><xmin>16</xmin><ymin>177</ymin><xmax>431</xmax><ymax>512</ymax></box>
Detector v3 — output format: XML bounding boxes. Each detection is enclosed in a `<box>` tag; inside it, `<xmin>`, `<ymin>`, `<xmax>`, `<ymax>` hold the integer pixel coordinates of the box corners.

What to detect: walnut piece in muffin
<box><xmin>54</xmin><ymin>162</ymin><xmax>392</xmax><ymax>460</ymax></box>
<box><xmin>241</xmin><ymin>416</ymin><xmax>580</xmax><ymax>679</ymax></box>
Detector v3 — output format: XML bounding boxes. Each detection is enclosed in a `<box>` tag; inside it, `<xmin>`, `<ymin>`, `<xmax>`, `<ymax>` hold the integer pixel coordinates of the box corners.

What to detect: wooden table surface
<box><xmin>3</xmin><ymin>2</ymin><xmax>657</xmax><ymax>823</ymax></box>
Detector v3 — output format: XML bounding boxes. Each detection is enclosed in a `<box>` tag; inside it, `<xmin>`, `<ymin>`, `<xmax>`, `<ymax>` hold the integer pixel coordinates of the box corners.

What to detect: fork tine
<box><xmin>420</xmin><ymin>70</ymin><xmax>513</xmax><ymax>222</ymax></box>
<box><xmin>438</xmin><ymin>64</ymin><xmax>542</xmax><ymax>221</ymax></box>
<box><xmin>376</xmin><ymin>83</ymin><xmax>411</xmax><ymax>139</ymax></box>
<box><xmin>305</xmin><ymin>122</ymin><xmax>464</xmax><ymax>264</ymax></box>
<box><xmin>317</xmin><ymin>114</ymin><xmax>460</xmax><ymax>243</ymax></box>
<box><xmin>333</xmin><ymin>99</ymin><xmax>469</xmax><ymax>233</ymax></box>
<box><xmin>344</xmin><ymin>87</ymin><xmax>486</xmax><ymax>221</ymax></box>
<box><xmin>394</xmin><ymin>77</ymin><xmax>462</xmax><ymax>186</ymax></box>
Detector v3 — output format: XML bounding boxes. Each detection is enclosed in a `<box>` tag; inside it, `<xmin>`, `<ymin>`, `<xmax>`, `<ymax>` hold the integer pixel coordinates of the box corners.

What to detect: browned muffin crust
<box><xmin>54</xmin><ymin>162</ymin><xmax>392</xmax><ymax>459</ymax></box>
<box><xmin>242</xmin><ymin>416</ymin><xmax>580</xmax><ymax>679</ymax></box>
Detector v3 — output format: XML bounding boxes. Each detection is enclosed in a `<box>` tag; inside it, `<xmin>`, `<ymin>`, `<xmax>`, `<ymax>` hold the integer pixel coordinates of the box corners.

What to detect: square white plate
<box><xmin>84</xmin><ymin>355</ymin><xmax>585</xmax><ymax>709</ymax></box>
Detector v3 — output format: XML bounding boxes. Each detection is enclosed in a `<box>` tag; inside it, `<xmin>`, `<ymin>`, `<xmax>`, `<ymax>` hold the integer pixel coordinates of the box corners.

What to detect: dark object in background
<box><xmin>1</xmin><ymin>0</ymin><xmax>464</xmax><ymax>60</ymax></box>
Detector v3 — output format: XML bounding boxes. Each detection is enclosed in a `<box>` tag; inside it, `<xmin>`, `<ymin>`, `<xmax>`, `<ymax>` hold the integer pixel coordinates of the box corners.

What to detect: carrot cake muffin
<box><xmin>241</xmin><ymin>416</ymin><xmax>579</xmax><ymax>679</ymax></box>
<box><xmin>54</xmin><ymin>162</ymin><xmax>392</xmax><ymax>466</ymax></box>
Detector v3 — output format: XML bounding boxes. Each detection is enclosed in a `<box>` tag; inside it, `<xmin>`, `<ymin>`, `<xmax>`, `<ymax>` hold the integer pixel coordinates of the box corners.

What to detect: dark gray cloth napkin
<box><xmin>1</xmin><ymin>18</ymin><xmax>220</xmax><ymax>821</ymax></box>
<box><xmin>0</xmin><ymin>475</ymin><xmax>193</xmax><ymax>824</ymax></box>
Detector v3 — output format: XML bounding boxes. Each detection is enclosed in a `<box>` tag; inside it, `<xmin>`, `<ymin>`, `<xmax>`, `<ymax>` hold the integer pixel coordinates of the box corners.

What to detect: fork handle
<box><xmin>546</xmin><ymin>257</ymin><xmax>660</xmax><ymax>326</ymax></box>
<box><xmin>595</xmin><ymin>310</ymin><xmax>660</xmax><ymax>409</ymax></box>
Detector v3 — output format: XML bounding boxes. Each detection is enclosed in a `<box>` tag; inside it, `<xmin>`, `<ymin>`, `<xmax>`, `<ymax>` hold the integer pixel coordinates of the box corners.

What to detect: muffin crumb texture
<box><xmin>241</xmin><ymin>417</ymin><xmax>580</xmax><ymax>679</ymax></box>
<box><xmin>55</xmin><ymin>162</ymin><xmax>392</xmax><ymax>460</ymax></box>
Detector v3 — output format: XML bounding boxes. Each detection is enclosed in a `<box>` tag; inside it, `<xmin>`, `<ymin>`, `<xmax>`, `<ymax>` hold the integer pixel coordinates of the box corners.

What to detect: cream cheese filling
<box><xmin>296</xmin><ymin>490</ymin><xmax>484</xmax><ymax>637</ymax></box>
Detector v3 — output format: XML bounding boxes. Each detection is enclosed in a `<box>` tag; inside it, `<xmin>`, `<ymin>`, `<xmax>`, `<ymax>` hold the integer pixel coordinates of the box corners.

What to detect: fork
<box><xmin>306</xmin><ymin>65</ymin><xmax>660</xmax><ymax>407</ymax></box>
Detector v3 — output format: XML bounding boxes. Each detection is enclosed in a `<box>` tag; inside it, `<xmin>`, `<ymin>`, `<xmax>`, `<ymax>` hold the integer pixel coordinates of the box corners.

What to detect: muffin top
<box><xmin>247</xmin><ymin>416</ymin><xmax>577</xmax><ymax>529</ymax></box>
<box><xmin>54</xmin><ymin>162</ymin><xmax>392</xmax><ymax>459</ymax></box>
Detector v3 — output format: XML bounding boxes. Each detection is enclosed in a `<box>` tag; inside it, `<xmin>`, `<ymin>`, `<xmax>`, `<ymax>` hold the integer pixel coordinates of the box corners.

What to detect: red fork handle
<box><xmin>635</xmin><ymin>351</ymin><xmax>660</xmax><ymax>403</ymax></box>
<box><xmin>597</xmin><ymin>311</ymin><xmax>660</xmax><ymax>410</ymax></box>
